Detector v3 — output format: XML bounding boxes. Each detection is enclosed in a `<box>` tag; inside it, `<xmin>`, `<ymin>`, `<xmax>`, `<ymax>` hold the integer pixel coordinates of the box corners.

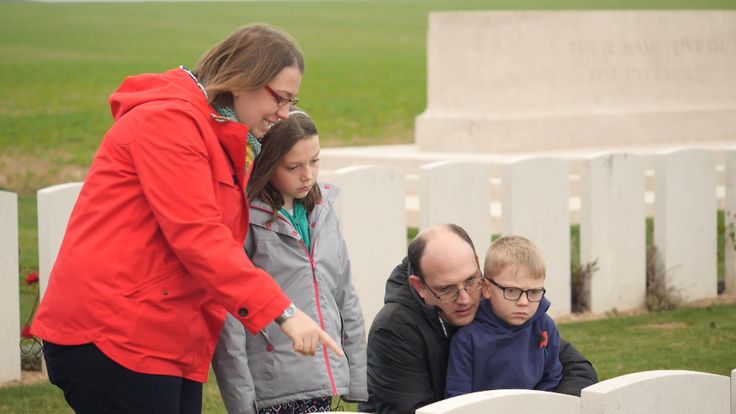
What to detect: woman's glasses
<box><xmin>264</xmin><ymin>85</ymin><xmax>299</xmax><ymax>107</ymax></box>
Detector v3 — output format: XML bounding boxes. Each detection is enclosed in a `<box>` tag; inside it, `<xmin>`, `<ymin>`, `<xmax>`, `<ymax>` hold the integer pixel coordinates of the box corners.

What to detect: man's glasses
<box><xmin>489</xmin><ymin>279</ymin><xmax>546</xmax><ymax>302</ymax></box>
<box><xmin>264</xmin><ymin>85</ymin><xmax>299</xmax><ymax>107</ymax></box>
<box><xmin>422</xmin><ymin>274</ymin><xmax>485</xmax><ymax>303</ymax></box>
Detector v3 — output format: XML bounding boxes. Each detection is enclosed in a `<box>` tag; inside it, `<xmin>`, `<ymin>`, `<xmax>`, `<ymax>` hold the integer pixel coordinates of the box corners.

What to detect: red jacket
<box><xmin>32</xmin><ymin>67</ymin><xmax>291</xmax><ymax>382</ymax></box>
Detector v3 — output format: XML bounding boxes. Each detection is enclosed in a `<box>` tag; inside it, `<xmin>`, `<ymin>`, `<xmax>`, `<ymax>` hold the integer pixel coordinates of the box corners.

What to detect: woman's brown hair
<box><xmin>248</xmin><ymin>110</ymin><xmax>322</xmax><ymax>223</ymax></box>
<box><xmin>193</xmin><ymin>24</ymin><xmax>304</xmax><ymax>108</ymax></box>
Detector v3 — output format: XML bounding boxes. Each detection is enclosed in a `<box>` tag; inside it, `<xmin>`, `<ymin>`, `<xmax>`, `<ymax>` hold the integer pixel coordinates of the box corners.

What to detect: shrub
<box><xmin>645</xmin><ymin>244</ymin><xmax>681</xmax><ymax>311</ymax></box>
<box><xmin>571</xmin><ymin>259</ymin><xmax>598</xmax><ymax>313</ymax></box>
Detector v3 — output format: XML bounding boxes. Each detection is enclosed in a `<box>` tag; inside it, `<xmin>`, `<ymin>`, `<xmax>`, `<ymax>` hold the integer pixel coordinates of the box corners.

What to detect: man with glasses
<box><xmin>446</xmin><ymin>235</ymin><xmax>562</xmax><ymax>397</ymax></box>
<box><xmin>360</xmin><ymin>224</ymin><xmax>597</xmax><ymax>413</ymax></box>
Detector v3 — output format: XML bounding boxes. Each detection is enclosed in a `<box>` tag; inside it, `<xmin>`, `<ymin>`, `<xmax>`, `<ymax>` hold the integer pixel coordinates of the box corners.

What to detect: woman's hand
<box><xmin>279</xmin><ymin>308</ymin><xmax>345</xmax><ymax>357</ymax></box>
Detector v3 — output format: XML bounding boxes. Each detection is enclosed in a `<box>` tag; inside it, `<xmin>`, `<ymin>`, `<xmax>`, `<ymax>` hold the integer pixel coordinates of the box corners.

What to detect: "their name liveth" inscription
<box><xmin>415</xmin><ymin>11</ymin><xmax>736</xmax><ymax>153</ymax></box>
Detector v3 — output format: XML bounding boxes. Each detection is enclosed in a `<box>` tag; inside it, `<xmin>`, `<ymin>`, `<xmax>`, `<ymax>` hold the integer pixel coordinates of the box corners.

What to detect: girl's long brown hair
<box><xmin>248</xmin><ymin>110</ymin><xmax>322</xmax><ymax>223</ymax></box>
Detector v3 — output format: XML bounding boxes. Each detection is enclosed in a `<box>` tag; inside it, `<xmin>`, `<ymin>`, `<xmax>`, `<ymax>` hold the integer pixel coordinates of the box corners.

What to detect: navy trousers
<box><xmin>43</xmin><ymin>341</ymin><xmax>203</xmax><ymax>414</ymax></box>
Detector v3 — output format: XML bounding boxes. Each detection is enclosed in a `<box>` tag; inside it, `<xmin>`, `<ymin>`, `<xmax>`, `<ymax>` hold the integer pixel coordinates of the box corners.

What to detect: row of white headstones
<box><xmin>1</xmin><ymin>147</ymin><xmax>735</xmax><ymax>390</ymax></box>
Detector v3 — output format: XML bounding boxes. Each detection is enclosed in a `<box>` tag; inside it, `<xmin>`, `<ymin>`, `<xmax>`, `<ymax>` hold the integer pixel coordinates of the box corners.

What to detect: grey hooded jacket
<box><xmin>212</xmin><ymin>183</ymin><xmax>368</xmax><ymax>414</ymax></box>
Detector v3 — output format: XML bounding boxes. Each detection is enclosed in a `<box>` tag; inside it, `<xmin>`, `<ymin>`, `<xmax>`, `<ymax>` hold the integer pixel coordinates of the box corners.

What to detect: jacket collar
<box><xmin>249</xmin><ymin>183</ymin><xmax>339</xmax><ymax>239</ymax></box>
<box><xmin>177</xmin><ymin>67</ymin><xmax>250</xmax><ymax>191</ymax></box>
<box><xmin>384</xmin><ymin>257</ymin><xmax>458</xmax><ymax>339</ymax></box>
<box><xmin>476</xmin><ymin>296</ymin><xmax>551</xmax><ymax>331</ymax></box>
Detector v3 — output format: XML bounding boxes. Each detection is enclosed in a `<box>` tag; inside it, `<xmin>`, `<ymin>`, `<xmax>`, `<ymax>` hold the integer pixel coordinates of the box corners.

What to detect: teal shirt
<box><xmin>280</xmin><ymin>201</ymin><xmax>311</xmax><ymax>251</ymax></box>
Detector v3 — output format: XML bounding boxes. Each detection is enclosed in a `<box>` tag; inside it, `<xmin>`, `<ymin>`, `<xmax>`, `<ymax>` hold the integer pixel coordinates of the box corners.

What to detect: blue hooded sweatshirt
<box><xmin>445</xmin><ymin>297</ymin><xmax>562</xmax><ymax>397</ymax></box>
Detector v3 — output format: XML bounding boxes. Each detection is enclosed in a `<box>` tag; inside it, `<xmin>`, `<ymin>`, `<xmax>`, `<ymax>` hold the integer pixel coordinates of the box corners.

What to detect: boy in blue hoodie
<box><xmin>445</xmin><ymin>235</ymin><xmax>562</xmax><ymax>397</ymax></box>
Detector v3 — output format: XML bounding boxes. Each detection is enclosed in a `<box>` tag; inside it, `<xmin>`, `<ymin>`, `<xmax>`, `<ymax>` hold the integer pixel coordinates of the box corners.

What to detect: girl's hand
<box><xmin>279</xmin><ymin>308</ymin><xmax>345</xmax><ymax>357</ymax></box>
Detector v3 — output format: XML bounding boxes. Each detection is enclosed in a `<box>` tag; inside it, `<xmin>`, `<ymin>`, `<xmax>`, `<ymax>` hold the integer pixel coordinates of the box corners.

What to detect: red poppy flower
<box><xmin>21</xmin><ymin>324</ymin><xmax>33</xmax><ymax>338</ymax></box>
<box><xmin>25</xmin><ymin>272</ymin><xmax>39</xmax><ymax>285</ymax></box>
<box><xmin>539</xmin><ymin>330</ymin><xmax>549</xmax><ymax>348</ymax></box>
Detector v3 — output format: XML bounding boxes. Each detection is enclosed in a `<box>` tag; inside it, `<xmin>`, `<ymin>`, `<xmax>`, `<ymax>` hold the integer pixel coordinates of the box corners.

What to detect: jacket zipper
<box><xmin>299</xmin><ymin>236</ymin><xmax>338</xmax><ymax>396</ymax></box>
<box><xmin>253</xmin><ymin>205</ymin><xmax>339</xmax><ymax>395</ymax></box>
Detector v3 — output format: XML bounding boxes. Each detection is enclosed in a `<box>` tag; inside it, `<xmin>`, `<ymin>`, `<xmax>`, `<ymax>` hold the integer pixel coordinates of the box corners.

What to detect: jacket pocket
<box><xmin>246</xmin><ymin>326</ymin><xmax>279</xmax><ymax>384</ymax></box>
<box><xmin>120</xmin><ymin>267</ymin><xmax>204</xmax><ymax>366</ymax></box>
<box><xmin>121</xmin><ymin>266</ymin><xmax>184</xmax><ymax>299</ymax></box>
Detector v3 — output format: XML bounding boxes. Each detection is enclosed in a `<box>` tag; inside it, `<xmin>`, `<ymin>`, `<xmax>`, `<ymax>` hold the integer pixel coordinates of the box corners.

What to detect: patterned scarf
<box><xmin>214</xmin><ymin>105</ymin><xmax>261</xmax><ymax>174</ymax></box>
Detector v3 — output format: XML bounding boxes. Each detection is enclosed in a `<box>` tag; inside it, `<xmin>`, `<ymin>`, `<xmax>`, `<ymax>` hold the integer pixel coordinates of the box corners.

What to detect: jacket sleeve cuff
<box><xmin>234</xmin><ymin>289</ymin><xmax>291</xmax><ymax>334</ymax></box>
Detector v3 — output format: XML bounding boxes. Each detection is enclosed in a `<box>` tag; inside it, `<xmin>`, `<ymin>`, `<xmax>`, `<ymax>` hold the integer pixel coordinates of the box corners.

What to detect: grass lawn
<box><xmin>558</xmin><ymin>301</ymin><xmax>736</xmax><ymax>379</ymax></box>
<box><xmin>2</xmin><ymin>301</ymin><xmax>734</xmax><ymax>413</ymax></box>
<box><xmin>3</xmin><ymin>0</ymin><xmax>736</xmax><ymax>412</ymax></box>
<box><xmin>2</xmin><ymin>0</ymin><xmax>734</xmax><ymax>194</ymax></box>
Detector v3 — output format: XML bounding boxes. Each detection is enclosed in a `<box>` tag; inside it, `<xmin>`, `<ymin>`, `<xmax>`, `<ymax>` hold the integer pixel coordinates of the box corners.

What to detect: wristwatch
<box><xmin>275</xmin><ymin>303</ymin><xmax>296</xmax><ymax>325</ymax></box>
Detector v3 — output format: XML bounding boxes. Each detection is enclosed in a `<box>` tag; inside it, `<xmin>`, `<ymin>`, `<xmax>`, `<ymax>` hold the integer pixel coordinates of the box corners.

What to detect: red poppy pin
<box><xmin>539</xmin><ymin>330</ymin><xmax>549</xmax><ymax>348</ymax></box>
<box><xmin>25</xmin><ymin>272</ymin><xmax>39</xmax><ymax>285</ymax></box>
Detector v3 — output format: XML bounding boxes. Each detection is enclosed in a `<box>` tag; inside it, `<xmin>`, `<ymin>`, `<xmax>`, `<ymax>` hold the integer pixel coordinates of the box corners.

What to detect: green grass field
<box><xmin>2</xmin><ymin>1</ymin><xmax>736</xmax><ymax>412</ymax></box>
<box><xmin>2</xmin><ymin>0</ymin><xmax>735</xmax><ymax>194</ymax></box>
<box><xmin>4</xmin><ymin>0</ymin><xmax>735</xmax><ymax>323</ymax></box>
<box><xmin>2</xmin><ymin>301</ymin><xmax>735</xmax><ymax>413</ymax></box>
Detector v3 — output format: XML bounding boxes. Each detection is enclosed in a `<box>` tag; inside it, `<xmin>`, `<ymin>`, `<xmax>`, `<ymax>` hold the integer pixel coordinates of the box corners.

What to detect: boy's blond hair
<box><xmin>484</xmin><ymin>235</ymin><xmax>546</xmax><ymax>280</ymax></box>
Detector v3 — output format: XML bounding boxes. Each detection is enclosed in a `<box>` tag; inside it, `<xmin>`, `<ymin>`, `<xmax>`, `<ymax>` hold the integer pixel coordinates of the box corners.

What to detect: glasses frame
<box><xmin>488</xmin><ymin>279</ymin><xmax>546</xmax><ymax>302</ymax></box>
<box><xmin>422</xmin><ymin>273</ymin><xmax>485</xmax><ymax>303</ymax></box>
<box><xmin>264</xmin><ymin>85</ymin><xmax>299</xmax><ymax>107</ymax></box>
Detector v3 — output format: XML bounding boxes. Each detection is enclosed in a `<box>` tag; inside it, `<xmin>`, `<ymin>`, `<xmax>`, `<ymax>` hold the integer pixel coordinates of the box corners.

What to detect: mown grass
<box><xmin>3</xmin><ymin>1</ymin><xmax>736</xmax><ymax>412</ymax></box>
<box><xmin>2</xmin><ymin>302</ymin><xmax>734</xmax><ymax>413</ymax></box>
<box><xmin>0</xmin><ymin>369</ymin><xmax>228</xmax><ymax>414</ymax></box>
<box><xmin>557</xmin><ymin>302</ymin><xmax>736</xmax><ymax>379</ymax></box>
<box><xmin>7</xmin><ymin>0</ymin><xmax>733</xmax><ymax>337</ymax></box>
<box><xmin>2</xmin><ymin>0</ymin><xmax>735</xmax><ymax>193</ymax></box>
<box><xmin>0</xmin><ymin>366</ymin><xmax>358</xmax><ymax>413</ymax></box>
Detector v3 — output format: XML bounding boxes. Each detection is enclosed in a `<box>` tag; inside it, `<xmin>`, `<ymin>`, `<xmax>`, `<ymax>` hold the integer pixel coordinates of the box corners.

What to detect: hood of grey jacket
<box><xmin>248</xmin><ymin>182</ymin><xmax>340</xmax><ymax>243</ymax></box>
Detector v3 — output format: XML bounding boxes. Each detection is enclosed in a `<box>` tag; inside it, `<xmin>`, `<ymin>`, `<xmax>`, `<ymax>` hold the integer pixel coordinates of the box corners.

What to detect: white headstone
<box><xmin>327</xmin><ymin>166</ymin><xmax>406</xmax><ymax>332</ymax></box>
<box><xmin>419</xmin><ymin>160</ymin><xmax>492</xmax><ymax>265</ymax></box>
<box><xmin>581</xmin><ymin>370</ymin><xmax>730</xmax><ymax>414</ymax></box>
<box><xmin>731</xmin><ymin>368</ymin><xmax>735</xmax><ymax>414</ymax></box>
<box><xmin>725</xmin><ymin>149</ymin><xmax>736</xmax><ymax>295</ymax></box>
<box><xmin>581</xmin><ymin>153</ymin><xmax>646</xmax><ymax>313</ymax></box>
<box><xmin>417</xmin><ymin>11</ymin><xmax>736</xmax><ymax>153</ymax></box>
<box><xmin>37</xmin><ymin>182</ymin><xmax>83</xmax><ymax>300</ymax></box>
<box><xmin>502</xmin><ymin>158</ymin><xmax>571</xmax><ymax>317</ymax></box>
<box><xmin>0</xmin><ymin>191</ymin><xmax>21</xmax><ymax>383</ymax></box>
<box><xmin>416</xmin><ymin>389</ymin><xmax>580</xmax><ymax>414</ymax></box>
<box><xmin>654</xmin><ymin>149</ymin><xmax>717</xmax><ymax>302</ymax></box>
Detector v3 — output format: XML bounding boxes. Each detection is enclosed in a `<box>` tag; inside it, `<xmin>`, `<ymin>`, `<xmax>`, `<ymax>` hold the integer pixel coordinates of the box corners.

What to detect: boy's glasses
<box><xmin>422</xmin><ymin>274</ymin><xmax>485</xmax><ymax>303</ymax></box>
<box><xmin>489</xmin><ymin>279</ymin><xmax>546</xmax><ymax>302</ymax></box>
<box><xmin>264</xmin><ymin>85</ymin><xmax>299</xmax><ymax>107</ymax></box>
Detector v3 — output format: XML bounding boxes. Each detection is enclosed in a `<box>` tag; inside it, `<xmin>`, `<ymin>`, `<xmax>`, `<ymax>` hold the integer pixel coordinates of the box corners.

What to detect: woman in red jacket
<box><xmin>31</xmin><ymin>24</ymin><xmax>341</xmax><ymax>414</ymax></box>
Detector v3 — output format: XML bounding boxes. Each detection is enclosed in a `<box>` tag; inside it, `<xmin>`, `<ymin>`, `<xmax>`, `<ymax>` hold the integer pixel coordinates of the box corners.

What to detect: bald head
<box><xmin>407</xmin><ymin>224</ymin><xmax>482</xmax><ymax>326</ymax></box>
<box><xmin>408</xmin><ymin>224</ymin><xmax>476</xmax><ymax>281</ymax></box>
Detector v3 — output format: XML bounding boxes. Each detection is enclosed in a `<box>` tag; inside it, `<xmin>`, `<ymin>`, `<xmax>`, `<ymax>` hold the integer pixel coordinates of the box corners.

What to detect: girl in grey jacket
<box><xmin>213</xmin><ymin>109</ymin><xmax>367</xmax><ymax>414</ymax></box>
